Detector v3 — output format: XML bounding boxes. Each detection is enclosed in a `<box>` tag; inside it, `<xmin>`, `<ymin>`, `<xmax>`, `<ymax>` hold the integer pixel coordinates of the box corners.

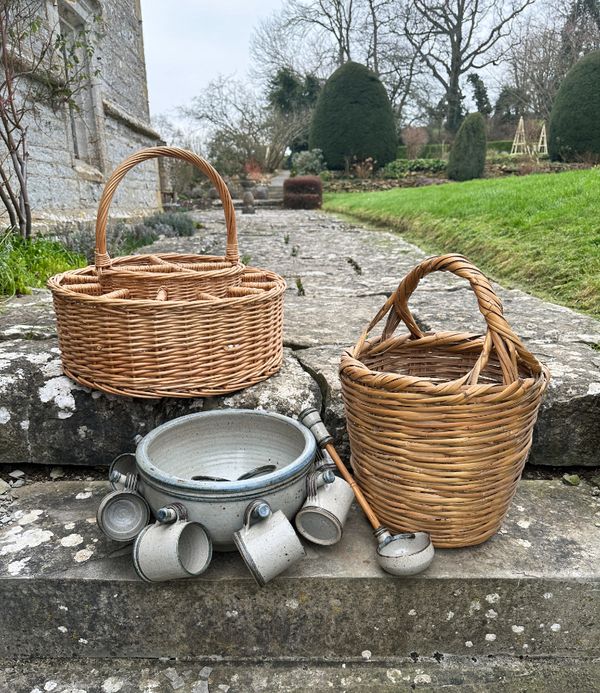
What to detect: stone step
<box><xmin>2</xmin><ymin>210</ymin><xmax>600</xmax><ymax>469</ymax></box>
<box><xmin>2</xmin><ymin>655</ymin><xmax>600</xmax><ymax>692</ymax></box>
<box><xmin>0</xmin><ymin>479</ymin><xmax>598</xmax><ymax>662</ymax></box>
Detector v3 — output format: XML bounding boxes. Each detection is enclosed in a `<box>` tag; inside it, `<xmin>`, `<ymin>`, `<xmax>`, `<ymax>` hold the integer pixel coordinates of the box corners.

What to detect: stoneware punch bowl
<box><xmin>135</xmin><ymin>409</ymin><xmax>317</xmax><ymax>550</ymax></box>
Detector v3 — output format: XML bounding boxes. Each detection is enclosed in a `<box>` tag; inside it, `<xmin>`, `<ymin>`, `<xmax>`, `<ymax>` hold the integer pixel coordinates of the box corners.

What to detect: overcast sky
<box><xmin>140</xmin><ymin>0</ymin><xmax>283</xmax><ymax>118</ymax></box>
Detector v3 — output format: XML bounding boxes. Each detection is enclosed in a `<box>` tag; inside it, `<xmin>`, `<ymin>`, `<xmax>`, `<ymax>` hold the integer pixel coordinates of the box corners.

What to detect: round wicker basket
<box><xmin>91</xmin><ymin>146</ymin><xmax>244</xmax><ymax>299</ymax></box>
<box><xmin>340</xmin><ymin>254</ymin><xmax>549</xmax><ymax>548</ymax></box>
<box><xmin>48</xmin><ymin>147</ymin><xmax>285</xmax><ymax>399</ymax></box>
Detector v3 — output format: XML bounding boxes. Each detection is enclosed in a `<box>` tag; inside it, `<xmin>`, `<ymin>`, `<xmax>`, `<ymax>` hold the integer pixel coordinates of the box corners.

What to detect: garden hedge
<box><xmin>283</xmin><ymin>176</ymin><xmax>323</xmax><ymax>209</ymax></box>
<box><xmin>309</xmin><ymin>62</ymin><xmax>397</xmax><ymax>170</ymax></box>
<box><xmin>397</xmin><ymin>140</ymin><xmax>510</xmax><ymax>160</ymax></box>
<box><xmin>549</xmin><ymin>50</ymin><xmax>600</xmax><ymax>162</ymax></box>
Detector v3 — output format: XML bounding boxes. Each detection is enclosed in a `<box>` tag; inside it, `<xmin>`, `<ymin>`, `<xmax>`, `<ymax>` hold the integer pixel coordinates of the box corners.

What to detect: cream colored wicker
<box><xmin>48</xmin><ymin>148</ymin><xmax>285</xmax><ymax>399</ymax></box>
<box><xmin>340</xmin><ymin>254</ymin><xmax>549</xmax><ymax>548</ymax></box>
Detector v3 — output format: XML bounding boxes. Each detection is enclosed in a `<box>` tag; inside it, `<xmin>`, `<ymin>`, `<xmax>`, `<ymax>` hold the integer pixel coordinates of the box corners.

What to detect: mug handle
<box><xmin>156</xmin><ymin>502</ymin><xmax>189</xmax><ymax>524</ymax></box>
<box><xmin>306</xmin><ymin>471</ymin><xmax>319</xmax><ymax>501</ymax></box>
<box><xmin>305</xmin><ymin>468</ymin><xmax>336</xmax><ymax>500</ymax></box>
<box><xmin>242</xmin><ymin>499</ymin><xmax>272</xmax><ymax>530</ymax></box>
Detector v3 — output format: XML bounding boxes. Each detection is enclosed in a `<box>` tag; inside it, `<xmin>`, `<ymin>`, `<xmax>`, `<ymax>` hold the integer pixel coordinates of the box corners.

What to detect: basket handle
<box><xmin>94</xmin><ymin>147</ymin><xmax>238</xmax><ymax>268</ymax></box>
<box><xmin>354</xmin><ymin>254</ymin><xmax>542</xmax><ymax>386</ymax></box>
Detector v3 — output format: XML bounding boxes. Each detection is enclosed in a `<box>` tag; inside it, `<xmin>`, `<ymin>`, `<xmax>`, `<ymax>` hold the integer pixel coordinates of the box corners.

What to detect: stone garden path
<box><xmin>1</xmin><ymin>208</ymin><xmax>600</xmax><ymax>468</ymax></box>
<box><xmin>164</xmin><ymin>208</ymin><xmax>600</xmax><ymax>468</ymax></box>
<box><xmin>1</xmin><ymin>209</ymin><xmax>600</xmax><ymax>690</ymax></box>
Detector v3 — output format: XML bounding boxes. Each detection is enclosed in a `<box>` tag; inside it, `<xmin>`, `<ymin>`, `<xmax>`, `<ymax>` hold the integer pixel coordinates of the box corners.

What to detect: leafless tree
<box><xmin>401</xmin><ymin>125</ymin><xmax>429</xmax><ymax>157</ymax></box>
<box><xmin>506</xmin><ymin>24</ymin><xmax>567</xmax><ymax>120</ymax></box>
<box><xmin>183</xmin><ymin>77</ymin><xmax>309</xmax><ymax>174</ymax></box>
<box><xmin>284</xmin><ymin>0</ymin><xmax>356</xmax><ymax>66</ymax></box>
<box><xmin>0</xmin><ymin>0</ymin><xmax>100</xmax><ymax>238</ymax></box>
<box><xmin>560</xmin><ymin>0</ymin><xmax>600</xmax><ymax>62</ymax></box>
<box><xmin>251</xmin><ymin>0</ymin><xmax>426</xmax><ymax>126</ymax></box>
<box><xmin>250</xmin><ymin>11</ymin><xmax>331</xmax><ymax>83</ymax></box>
<box><xmin>501</xmin><ymin>0</ymin><xmax>600</xmax><ymax>120</ymax></box>
<box><xmin>403</xmin><ymin>0</ymin><xmax>535</xmax><ymax>133</ymax></box>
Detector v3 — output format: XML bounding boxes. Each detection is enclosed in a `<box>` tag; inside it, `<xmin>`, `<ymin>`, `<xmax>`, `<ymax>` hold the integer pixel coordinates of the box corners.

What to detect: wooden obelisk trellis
<box><xmin>511</xmin><ymin>116</ymin><xmax>528</xmax><ymax>155</ymax></box>
<box><xmin>537</xmin><ymin>123</ymin><xmax>548</xmax><ymax>155</ymax></box>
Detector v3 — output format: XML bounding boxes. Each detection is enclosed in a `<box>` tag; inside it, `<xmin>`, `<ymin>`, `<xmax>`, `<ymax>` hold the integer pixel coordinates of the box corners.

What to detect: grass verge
<box><xmin>324</xmin><ymin>169</ymin><xmax>600</xmax><ymax>318</ymax></box>
<box><xmin>0</xmin><ymin>232</ymin><xmax>85</xmax><ymax>296</ymax></box>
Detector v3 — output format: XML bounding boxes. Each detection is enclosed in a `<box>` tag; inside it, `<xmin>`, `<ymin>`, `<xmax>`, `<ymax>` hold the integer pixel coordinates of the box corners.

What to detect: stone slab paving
<box><xmin>2</xmin><ymin>209</ymin><xmax>598</xmax><ymax>467</ymax></box>
<box><xmin>0</xmin><ymin>480</ymin><xmax>598</xmax><ymax>662</ymax></box>
<box><xmin>187</xmin><ymin>210</ymin><xmax>600</xmax><ymax>467</ymax></box>
<box><xmin>2</xmin><ymin>656</ymin><xmax>600</xmax><ymax>692</ymax></box>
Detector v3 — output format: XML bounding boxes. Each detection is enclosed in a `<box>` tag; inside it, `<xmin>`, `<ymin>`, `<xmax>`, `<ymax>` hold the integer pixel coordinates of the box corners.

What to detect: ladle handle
<box><xmin>299</xmin><ymin>407</ymin><xmax>382</xmax><ymax>531</ymax></box>
<box><xmin>323</xmin><ymin>442</ymin><xmax>381</xmax><ymax>531</ymax></box>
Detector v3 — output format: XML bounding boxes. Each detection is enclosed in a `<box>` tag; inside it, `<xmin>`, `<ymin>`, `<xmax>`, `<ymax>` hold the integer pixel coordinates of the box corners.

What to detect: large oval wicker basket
<box><xmin>48</xmin><ymin>147</ymin><xmax>285</xmax><ymax>399</ymax></box>
<box><xmin>340</xmin><ymin>255</ymin><xmax>549</xmax><ymax>548</ymax></box>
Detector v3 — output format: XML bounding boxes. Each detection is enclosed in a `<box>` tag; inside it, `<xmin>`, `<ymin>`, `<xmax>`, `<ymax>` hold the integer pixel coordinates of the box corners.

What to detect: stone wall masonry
<box><xmin>99</xmin><ymin>1</ymin><xmax>151</xmax><ymax>120</ymax></box>
<box><xmin>0</xmin><ymin>0</ymin><xmax>161</xmax><ymax>232</ymax></box>
<box><xmin>23</xmin><ymin>110</ymin><xmax>161</xmax><ymax>231</ymax></box>
<box><xmin>0</xmin><ymin>209</ymin><xmax>599</xmax><ymax>468</ymax></box>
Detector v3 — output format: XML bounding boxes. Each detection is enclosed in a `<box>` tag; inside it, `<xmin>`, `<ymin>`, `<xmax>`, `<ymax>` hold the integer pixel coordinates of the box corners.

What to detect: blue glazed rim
<box><xmin>136</xmin><ymin>409</ymin><xmax>316</xmax><ymax>495</ymax></box>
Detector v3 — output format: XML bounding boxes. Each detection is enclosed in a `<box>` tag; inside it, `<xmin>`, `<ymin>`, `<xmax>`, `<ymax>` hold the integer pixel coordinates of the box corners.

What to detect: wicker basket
<box><xmin>340</xmin><ymin>255</ymin><xmax>549</xmax><ymax>548</ymax></box>
<box><xmin>48</xmin><ymin>148</ymin><xmax>286</xmax><ymax>399</ymax></box>
<box><xmin>89</xmin><ymin>146</ymin><xmax>244</xmax><ymax>300</ymax></box>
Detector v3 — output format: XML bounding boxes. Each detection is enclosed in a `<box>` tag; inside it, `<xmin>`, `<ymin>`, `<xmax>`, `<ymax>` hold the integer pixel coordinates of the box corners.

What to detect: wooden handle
<box><xmin>354</xmin><ymin>254</ymin><xmax>542</xmax><ymax>386</ymax></box>
<box><xmin>94</xmin><ymin>146</ymin><xmax>238</xmax><ymax>268</ymax></box>
<box><xmin>323</xmin><ymin>442</ymin><xmax>381</xmax><ymax>531</ymax></box>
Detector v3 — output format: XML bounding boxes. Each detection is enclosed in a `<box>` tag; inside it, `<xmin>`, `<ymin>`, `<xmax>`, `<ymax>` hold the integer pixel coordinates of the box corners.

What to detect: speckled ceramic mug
<box><xmin>234</xmin><ymin>500</ymin><xmax>305</xmax><ymax>586</ymax></box>
<box><xmin>132</xmin><ymin>510</ymin><xmax>212</xmax><ymax>582</ymax></box>
<box><xmin>295</xmin><ymin>470</ymin><xmax>354</xmax><ymax>546</ymax></box>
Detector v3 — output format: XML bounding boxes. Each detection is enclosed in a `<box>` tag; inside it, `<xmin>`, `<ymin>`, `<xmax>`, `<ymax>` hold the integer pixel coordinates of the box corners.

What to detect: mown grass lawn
<box><xmin>324</xmin><ymin>169</ymin><xmax>600</xmax><ymax>318</ymax></box>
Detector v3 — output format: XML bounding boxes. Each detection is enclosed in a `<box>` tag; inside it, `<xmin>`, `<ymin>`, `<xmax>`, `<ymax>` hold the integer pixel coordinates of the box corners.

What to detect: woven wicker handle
<box><xmin>357</xmin><ymin>254</ymin><xmax>542</xmax><ymax>386</ymax></box>
<box><xmin>94</xmin><ymin>147</ymin><xmax>238</xmax><ymax>268</ymax></box>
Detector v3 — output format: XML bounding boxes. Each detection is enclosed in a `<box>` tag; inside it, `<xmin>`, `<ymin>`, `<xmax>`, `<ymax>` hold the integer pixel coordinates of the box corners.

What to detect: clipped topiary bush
<box><xmin>549</xmin><ymin>50</ymin><xmax>600</xmax><ymax>162</ymax></box>
<box><xmin>283</xmin><ymin>176</ymin><xmax>322</xmax><ymax>209</ymax></box>
<box><xmin>447</xmin><ymin>113</ymin><xmax>487</xmax><ymax>181</ymax></box>
<box><xmin>309</xmin><ymin>62</ymin><xmax>397</xmax><ymax>170</ymax></box>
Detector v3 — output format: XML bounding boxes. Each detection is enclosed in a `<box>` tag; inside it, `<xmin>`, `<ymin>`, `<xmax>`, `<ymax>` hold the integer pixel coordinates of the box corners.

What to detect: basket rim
<box><xmin>340</xmin><ymin>330</ymin><xmax>550</xmax><ymax>395</ymax></box>
<box><xmin>101</xmin><ymin>253</ymin><xmax>245</xmax><ymax>279</ymax></box>
<box><xmin>48</xmin><ymin>265</ymin><xmax>286</xmax><ymax>306</ymax></box>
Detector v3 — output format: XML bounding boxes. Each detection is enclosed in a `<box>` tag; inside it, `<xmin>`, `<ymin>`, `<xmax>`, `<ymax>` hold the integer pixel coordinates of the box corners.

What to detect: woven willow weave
<box><xmin>93</xmin><ymin>146</ymin><xmax>244</xmax><ymax>299</ymax></box>
<box><xmin>48</xmin><ymin>147</ymin><xmax>285</xmax><ymax>398</ymax></box>
<box><xmin>340</xmin><ymin>255</ymin><xmax>549</xmax><ymax>548</ymax></box>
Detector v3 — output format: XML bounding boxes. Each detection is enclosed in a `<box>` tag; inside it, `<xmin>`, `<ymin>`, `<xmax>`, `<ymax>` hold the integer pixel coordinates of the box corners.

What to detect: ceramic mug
<box><xmin>295</xmin><ymin>469</ymin><xmax>354</xmax><ymax>546</ymax></box>
<box><xmin>132</xmin><ymin>504</ymin><xmax>212</xmax><ymax>582</ymax></box>
<box><xmin>97</xmin><ymin>471</ymin><xmax>150</xmax><ymax>543</ymax></box>
<box><xmin>108</xmin><ymin>453</ymin><xmax>138</xmax><ymax>491</ymax></box>
<box><xmin>234</xmin><ymin>499</ymin><xmax>306</xmax><ymax>586</ymax></box>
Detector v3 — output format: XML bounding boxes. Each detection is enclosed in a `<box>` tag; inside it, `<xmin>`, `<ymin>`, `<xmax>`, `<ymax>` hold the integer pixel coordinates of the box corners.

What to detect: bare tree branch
<box><xmin>404</xmin><ymin>0</ymin><xmax>535</xmax><ymax>131</ymax></box>
<box><xmin>183</xmin><ymin>76</ymin><xmax>310</xmax><ymax>174</ymax></box>
<box><xmin>0</xmin><ymin>0</ymin><xmax>101</xmax><ymax>238</ymax></box>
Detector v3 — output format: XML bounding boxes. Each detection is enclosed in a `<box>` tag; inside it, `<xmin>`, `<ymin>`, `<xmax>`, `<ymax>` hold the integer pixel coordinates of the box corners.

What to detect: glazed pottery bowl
<box><xmin>136</xmin><ymin>409</ymin><xmax>316</xmax><ymax>550</ymax></box>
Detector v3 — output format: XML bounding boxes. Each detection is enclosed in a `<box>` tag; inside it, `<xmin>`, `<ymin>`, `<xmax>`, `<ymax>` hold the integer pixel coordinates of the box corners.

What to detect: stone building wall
<box><xmin>2</xmin><ymin>0</ymin><xmax>162</xmax><ymax>233</ymax></box>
